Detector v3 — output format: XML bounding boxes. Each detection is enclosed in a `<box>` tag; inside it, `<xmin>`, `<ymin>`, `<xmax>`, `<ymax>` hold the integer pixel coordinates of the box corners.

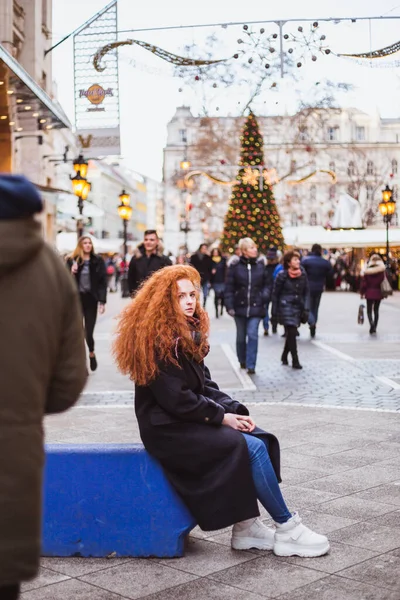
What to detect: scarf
<box><xmin>364</xmin><ymin>262</ymin><xmax>385</xmax><ymax>275</ymax></box>
<box><xmin>287</xmin><ymin>266</ymin><xmax>302</xmax><ymax>278</ymax></box>
<box><xmin>174</xmin><ymin>316</ymin><xmax>209</xmax><ymax>362</ymax></box>
<box><xmin>212</xmin><ymin>256</ymin><xmax>222</xmax><ymax>264</ymax></box>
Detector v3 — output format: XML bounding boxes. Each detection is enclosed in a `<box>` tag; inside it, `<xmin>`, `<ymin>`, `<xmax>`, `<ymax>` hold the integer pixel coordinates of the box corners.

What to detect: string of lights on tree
<box><xmin>220</xmin><ymin>112</ymin><xmax>284</xmax><ymax>254</ymax></box>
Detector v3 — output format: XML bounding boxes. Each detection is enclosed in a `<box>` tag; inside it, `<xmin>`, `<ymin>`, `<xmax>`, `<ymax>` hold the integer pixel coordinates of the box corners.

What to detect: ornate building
<box><xmin>162</xmin><ymin>106</ymin><xmax>400</xmax><ymax>255</ymax></box>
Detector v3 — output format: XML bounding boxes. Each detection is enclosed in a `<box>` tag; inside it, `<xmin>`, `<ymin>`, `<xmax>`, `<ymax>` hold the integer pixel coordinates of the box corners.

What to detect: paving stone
<box><xmin>277</xmin><ymin>574</ymin><xmax>400</xmax><ymax>600</ymax></box>
<box><xmin>21</xmin><ymin>578</ymin><xmax>128</xmax><ymax>599</ymax></box>
<box><xmin>275</xmin><ymin>541</ymin><xmax>377</xmax><ymax>574</ymax></box>
<box><xmin>21</xmin><ymin>567</ymin><xmax>70</xmax><ymax>592</ymax></box>
<box><xmin>152</xmin><ymin>538</ymin><xmax>258</xmax><ymax>576</ymax></box>
<box><xmin>338</xmin><ymin>549</ymin><xmax>400</xmax><ymax>591</ymax></box>
<box><xmin>136</xmin><ymin>578</ymin><xmax>266</xmax><ymax>600</ymax></box>
<box><xmin>365</xmin><ymin>509</ymin><xmax>400</xmax><ymax>528</ymax></box>
<box><xmin>329</xmin><ymin>521</ymin><xmax>400</xmax><ymax>552</ymax></box>
<box><xmin>314</xmin><ymin>495</ymin><xmax>398</xmax><ymax>521</ymax></box>
<box><xmin>209</xmin><ymin>555</ymin><xmax>325</xmax><ymax>598</ymax></box>
<box><xmin>353</xmin><ymin>482</ymin><xmax>400</xmax><ymax>506</ymax></box>
<box><xmin>40</xmin><ymin>557</ymin><xmax>134</xmax><ymax>577</ymax></box>
<box><xmin>79</xmin><ymin>560</ymin><xmax>197</xmax><ymax>599</ymax></box>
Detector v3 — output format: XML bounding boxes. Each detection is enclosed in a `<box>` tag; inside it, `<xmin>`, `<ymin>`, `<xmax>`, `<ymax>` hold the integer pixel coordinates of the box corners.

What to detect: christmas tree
<box><xmin>220</xmin><ymin>112</ymin><xmax>284</xmax><ymax>255</ymax></box>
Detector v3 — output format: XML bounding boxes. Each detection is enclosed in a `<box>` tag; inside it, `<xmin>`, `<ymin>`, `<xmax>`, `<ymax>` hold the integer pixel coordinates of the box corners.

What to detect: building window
<box><xmin>366</xmin><ymin>160</ymin><xmax>374</xmax><ymax>176</ymax></box>
<box><xmin>310</xmin><ymin>212</ymin><xmax>317</xmax><ymax>226</ymax></box>
<box><xmin>329</xmin><ymin>185</ymin><xmax>336</xmax><ymax>199</ymax></box>
<box><xmin>179</xmin><ymin>129</ymin><xmax>187</xmax><ymax>143</ymax></box>
<box><xmin>291</xmin><ymin>213</ymin><xmax>298</xmax><ymax>226</ymax></box>
<box><xmin>355</xmin><ymin>126</ymin><xmax>365</xmax><ymax>141</ymax></box>
<box><xmin>327</xmin><ymin>126</ymin><xmax>339</xmax><ymax>142</ymax></box>
<box><xmin>393</xmin><ymin>184</ymin><xmax>398</xmax><ymax>200</ymax></box>
<box><xmin>329</xmin><ymin>161</ymin><xmax>335</xmax><ymax>172</ymax></box>
<box><xmin>366</xmin><ymin>184</ymin><xmax>373</xmax><ymax>200</ymax></box>
<box><xmin>299</xmin><ymin>126</ymin><xmax>308</xmax><ymax>141</ymax></box>
<box><xmin>347</xmin><ymin>183</ymin><xmax>357</xmax><ymax>198</ymax></box>
<box><xmin>392</xmin><ymin>159</ymin><xmax>398</xmax><ymax>175</ymax></box>
<box><xmin>42</xmin><ymin>0</ymin><xmax>48</xmax><ymax>26</ymax></box>
<box><xmin>290</xmin><ymin>159</ymin><xmax>297</xmax><ymax>173</ymax></box>
<box><xmin>310</xmin><ymin>184</ymin><xmax>316</xmax><ymax>200</ymax></box>
<box><xmin>347</xmin><ymin>161</ymin><xmax>356</xmax><ymax>176</ymax></box>
<box><xmin>41</xmin><ymin>71</ymin><xmax>47</xmax><ymax>91</ymax></box>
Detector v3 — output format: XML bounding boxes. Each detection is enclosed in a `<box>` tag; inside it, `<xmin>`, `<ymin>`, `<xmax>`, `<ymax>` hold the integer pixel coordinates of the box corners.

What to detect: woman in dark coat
<box><xmin>272</xmin><ymin>251</ymin><xmax>310</xmax><ymax>370</ymax></box>
<box><xmin>113</xmin><ymin>265</ymin><xmax>329</xmax><ymax>558</ymax></box>
<box><xmin>225</xmin><ymin>238</ymin><xmax>270</xmax><ymax>375</ymax></box>
<box><xmin>360</xmin><ymin>253</ymin><xmax>386</xmax><ymax>334</ymax></box>
<box><xmin>67</xmin><ymin>236</ymin><xmax>107</xmax><ymax>371</ymax></box>
<box><xmin>210</xmin><ymin>248</ymin><xmax>227</xmax><ymax>319</ymax></box>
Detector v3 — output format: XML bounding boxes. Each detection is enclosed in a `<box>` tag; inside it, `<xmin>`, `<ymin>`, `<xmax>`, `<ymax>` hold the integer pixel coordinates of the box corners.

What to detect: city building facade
<box><xmin>163</xmin><ymin>106</ymin><xmax>400</xmax><ymax>255</ymax></box>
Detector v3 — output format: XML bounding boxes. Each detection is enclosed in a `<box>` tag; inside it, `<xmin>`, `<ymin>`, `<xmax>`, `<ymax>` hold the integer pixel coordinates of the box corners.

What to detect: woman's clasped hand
<box><xmin>222</xmin><ymin>413</ymin><xmax>256</xmax><ymax>432</ymax></box>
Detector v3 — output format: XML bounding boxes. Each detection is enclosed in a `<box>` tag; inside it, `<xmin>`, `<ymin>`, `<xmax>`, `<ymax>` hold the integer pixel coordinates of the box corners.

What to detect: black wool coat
<box><xmin>190</xmin><ymin>253</ymin><xmax>214</xmax><ymax>285</ymax></box>
<box><xmin>272</xmin><ymin>269</ymin><xmax>310</xmax><ymax>327</ymax></box>
<box><xmin>67</xmin><ymin>254</ymin><xmax>107</xmax><ymax>304</ymax></box>
<box><xmin>225</xmin><ymin>255</ymin><xmax>270</xmax><ymax>318</ymax></box>
<box><xmin>128</xmin><ymin>253</ymin><xmax>172</xmax><ymax>295</ymax></box>
<box><xmin>135</xmin><ymin>353</ymin><xmax>281</xmax><ymax>531</ymax></box>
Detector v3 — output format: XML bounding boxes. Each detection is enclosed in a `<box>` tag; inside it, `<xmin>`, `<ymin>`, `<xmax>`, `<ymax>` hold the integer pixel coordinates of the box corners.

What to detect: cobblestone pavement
<box><xmin>79</xmin><ymin>291</ymin><xmax>400</xmax><ymax>412</ymax></box>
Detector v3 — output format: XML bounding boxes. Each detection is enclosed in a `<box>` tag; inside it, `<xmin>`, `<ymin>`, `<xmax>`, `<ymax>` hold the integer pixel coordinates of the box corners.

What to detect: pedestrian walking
<box><xmin>67</xmin><ymin>236</ymin><xmax>107</xmax><ymax>372</ymax></box>
<box><xmin>272</xmin><ymin>251</ymin><xmax>310</xmax><ymax>370</ymax></box>
<box><xmin>210</xmin><ymin>247</ymin><xmax>227</xmax><ymax>318</ymax></box>
<box><xmin>128</xmin><ymin>230</ymin><xmax>172</xmax><ymax>296</ymax></box>
<box><xmin>113</xmin><ymin>264</ymin><xmax>329</xmax><ymax>558</ymax></box>
<box><xmin>190</xmin><ymin>243</ymin><xmax>213</xmax><ymax>308</ymax></box>
<box><xmin>225</xmin><ymin>238</ymin><xmax>270</xmax><ymax>375</ymax></box>
<box><xmin>263</xmin><ymin>246</ymin><xmax>280</xmax><ymax>335</ymax></box>
<box><xmin>301</xmin><ymin>244</ymin><xmax>333</xmax><ymax>338</ymax></box>
<box><xmin>105</xmin><ymin>255</ymin><xmax>117</xmax><ymax>292</ymax></box>
<box><xmin>0</xmin><ymin>174</ymin><xmax>87</xmax><ymax>599</ymax></box>
<box><xmin>360</xmin><ymin>253</ymin><xmax>386</xmax><ymax>334</ymax></box>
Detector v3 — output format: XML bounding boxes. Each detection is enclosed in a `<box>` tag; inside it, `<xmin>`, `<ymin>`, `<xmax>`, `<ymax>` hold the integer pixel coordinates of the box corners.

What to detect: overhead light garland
<box><xmin>338</xmin><ymin>39</ymin><xmax>400</xmax><ymax>60</ymax></box>
<box><xmin>93</xmin><ymin>39</ymin><xmax>226</xmax><ymax>72</ymax></box>
<box><xmin>287</xmin><ymin>169</ymin><xmax>337</xmax><ymax>185</ymax></box>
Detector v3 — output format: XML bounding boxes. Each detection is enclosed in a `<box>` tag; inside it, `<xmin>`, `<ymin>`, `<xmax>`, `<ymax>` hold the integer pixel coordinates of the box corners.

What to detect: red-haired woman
<box><xmin>67</xmin><ymin>236</ymin><xmax>107</xmax><ymax>371</ymax></box>
<box><xmin>113</xmin><ymin>265</ymin><xmax>329</xmax><ymax>558</ymax></box>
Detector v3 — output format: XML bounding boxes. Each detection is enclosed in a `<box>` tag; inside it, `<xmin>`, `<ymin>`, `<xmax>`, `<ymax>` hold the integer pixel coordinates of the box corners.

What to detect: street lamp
<box><xmin>378</xmin><ymin>185</ymin><xmax>396</xmax><ymax>267</ymax></box>
<box><xmin>117</xmin><ymin>189</ymin><xmax>132</xmax><ymax>298</ymax></box>
<box><xmin>71</xmin><ymin>169</ymin><xmax>91</xmax><ymax>239</ymax></box>
<box><xmin>73</xmin><ymin>154</ymin><xmax>89</xmax><ymax>179</ymax></box>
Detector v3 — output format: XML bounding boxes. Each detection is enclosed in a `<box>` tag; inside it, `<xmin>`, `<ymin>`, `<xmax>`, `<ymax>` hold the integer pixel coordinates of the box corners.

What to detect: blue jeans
<box><xmin>202</xmin><ymin>282</ymin><xmax>210</xmax><ymax>306</ymax></box>
<box><xmin>243</xmin><ymin>433</ymin><xmax>291</xmax><ymax>524</ymax></box>
<box><xmin>263</xmin><ymin>301</ymin><xmax>270</xmax><ymax>331</ymax></box>
<box><xmin>234</xmin><ymin>316</ymin><xmax>261</xmax><ymax>370</ymax></box>
<box><xmin>308</xmin><ymin>292</ymin><xmax>322</xmax><ymax>326</ymax></box>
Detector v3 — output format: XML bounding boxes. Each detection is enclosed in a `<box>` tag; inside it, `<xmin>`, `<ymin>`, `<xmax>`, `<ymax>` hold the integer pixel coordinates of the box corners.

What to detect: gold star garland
<box><xmin>338</xmin><ymin>39</ymin><xmax>400</xmax><ymax>60</ymax></box>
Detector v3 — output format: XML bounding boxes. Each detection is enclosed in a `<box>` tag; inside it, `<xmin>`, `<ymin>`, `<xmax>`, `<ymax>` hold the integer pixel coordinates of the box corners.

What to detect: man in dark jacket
<box><xmin>0</xmin><ymin>175</ymin><xmax>87</xmax><ymax>598</ymax></box>
<box><xmin>190</xmin><ymin>243</ymin><xmax>214</xmax><ymax>308</ymax></box>
<box><xmin>128</xmin><ymin>230</ymin><xmax>172</xmax><ymax>295</ymax></box>
<box><xmin>301</xmin><ymin>244</ymin><xmax>333</xmax><ymax>338</ymax></box>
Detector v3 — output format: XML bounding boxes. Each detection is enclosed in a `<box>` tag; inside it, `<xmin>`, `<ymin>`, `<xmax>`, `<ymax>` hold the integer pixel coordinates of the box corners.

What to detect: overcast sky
<box><xmin>52</xmin><ymin>0</ymin><xmax>400</xmax><ymax>180</ymax></box>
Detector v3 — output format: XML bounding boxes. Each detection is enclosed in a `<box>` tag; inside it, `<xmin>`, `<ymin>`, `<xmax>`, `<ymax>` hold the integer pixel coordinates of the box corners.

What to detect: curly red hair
<box><xmin>113</xmin><ymin>265</ymin><xmax>210</xmax><ymax>385</ymax></box>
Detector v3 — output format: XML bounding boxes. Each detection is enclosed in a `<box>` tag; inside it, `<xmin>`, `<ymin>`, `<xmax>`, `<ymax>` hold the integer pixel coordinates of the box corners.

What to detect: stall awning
<box><xmin>0</xmin><ymin>44</ymin><xmax>71</xmax><ymax>131</ymax></box>
<box><xmin>283</xmin><ymin>226</ymin><xmax>400</xmax><ymax>249</ymax></box>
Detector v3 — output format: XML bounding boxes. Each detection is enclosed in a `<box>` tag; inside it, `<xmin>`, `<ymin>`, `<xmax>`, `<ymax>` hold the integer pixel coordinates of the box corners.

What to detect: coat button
<box><xmin>205</xmin><ymin>417</ymin><xmax>209</xmax><ymax>422</ymax></box>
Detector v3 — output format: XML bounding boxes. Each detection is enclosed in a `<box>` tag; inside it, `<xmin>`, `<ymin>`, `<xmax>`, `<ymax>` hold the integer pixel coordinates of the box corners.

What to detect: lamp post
<box><xmin>71</xmin><ymin>155</ymin><xmax>90</xmax><ymax>239</ymax></box>
<box><xmin>378</xmin><ymin>185</ymin><xmax>397</xmax><ymax>267</ymax></box>
<box><xmin>117</xmin><ymin>189</ymin><xmax>132</xmax><ymax>298</ymax></box>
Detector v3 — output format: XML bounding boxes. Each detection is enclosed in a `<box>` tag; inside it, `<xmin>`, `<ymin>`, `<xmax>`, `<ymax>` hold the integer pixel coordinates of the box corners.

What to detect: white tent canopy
<box><xmin>283</xmin><ymin>226</ymin><xmax>400</xmax><ymax>249</ymax></box>
<box><xmin>331</xmin><ymin>193</ymin><xmax>363</xmax><ymax>229</ymax></box>
<box><xmin>56</xmin><ymin>232</ymin><xmax>124</xmax><ymax>255</ymax></box>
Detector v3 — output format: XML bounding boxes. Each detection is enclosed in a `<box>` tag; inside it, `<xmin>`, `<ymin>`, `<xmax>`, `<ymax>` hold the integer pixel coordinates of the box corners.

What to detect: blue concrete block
<box><xmin>42</xmin><ymin>444</ymin><xmax>196</xmax><ymax>558</ymax></box>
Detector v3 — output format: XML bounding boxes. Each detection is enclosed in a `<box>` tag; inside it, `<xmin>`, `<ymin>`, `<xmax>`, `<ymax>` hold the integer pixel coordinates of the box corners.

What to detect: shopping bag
<box><xmin>381</xmin><ymin>272</ymin><xmax>393</xmax><ymax>298</ymax></box>
<box><xmin>358</xmin><ymin>303</ymin><xmax>365</xmax><ymax>325</ymax></box>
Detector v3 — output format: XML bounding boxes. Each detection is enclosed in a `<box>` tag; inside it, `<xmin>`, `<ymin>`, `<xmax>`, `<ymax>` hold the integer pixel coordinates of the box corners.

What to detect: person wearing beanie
<box><xmin>0</xmin><ymin>174</ymin><xmax>87</xmax><ymax>599</ymax></box>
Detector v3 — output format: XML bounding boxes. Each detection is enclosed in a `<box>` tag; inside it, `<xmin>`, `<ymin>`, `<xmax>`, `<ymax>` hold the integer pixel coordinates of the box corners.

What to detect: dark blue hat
<box><xmin>0</xmin><ymin>174</ymin><xmax>43</xmax><ymax>220</ymax></box>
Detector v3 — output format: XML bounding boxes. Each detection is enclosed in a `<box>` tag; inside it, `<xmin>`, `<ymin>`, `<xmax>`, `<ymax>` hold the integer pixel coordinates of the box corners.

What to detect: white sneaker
<box><xmin>274</xmin><ymin>512</ymin><xmax>330</xmax><ymax>558</ymax></box>
<box><xmin>231</xmin><ymin>517</ymin><xmax>275</xmax><ymax>550</ymax></box>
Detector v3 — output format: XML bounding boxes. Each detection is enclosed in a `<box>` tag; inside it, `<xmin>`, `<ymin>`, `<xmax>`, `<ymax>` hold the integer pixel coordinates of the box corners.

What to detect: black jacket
<box><xmin>210</xmin><ymin>257</ymin><xmax>227</xmax><ymax>286</ymax></box>
<box><xmin>135</xmin><ymin>352</ymin><xmax>281</xmax><ymax>531</ymax></box>
<box><xmin>67</xmin><ymin>254</ymin><xmax>107</xmax><ymax>304</ymax></box>
<box><xmin>128</xmin><ymin>252</ymin><xmax>172</xmax><ymax>295</ymax></box>
<box><xmin>224</xmin><ymin>255</ymin><xmax>270</xmax><ymax>318</ymax></box>
<box><xmin>272</xmin><ymin>269</ymin><xmax>310</xmax><ymax>327</ymax></box>
<box><xmin>190</xmin><ymin>252</ymin><xmax>214</xmax><ymax>285</ymax></box>
<box><xmin>302</xmin><ymin>253</ymin><xmax>333</xmax><ymax>294</ymax></box>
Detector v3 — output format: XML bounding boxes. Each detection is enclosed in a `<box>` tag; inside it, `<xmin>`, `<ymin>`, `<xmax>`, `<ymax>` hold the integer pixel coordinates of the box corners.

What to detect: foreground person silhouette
<box><xmin>113</xmin><ymin>265</ymin><xmax>329</xmax><ymax>558</ymax></box>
